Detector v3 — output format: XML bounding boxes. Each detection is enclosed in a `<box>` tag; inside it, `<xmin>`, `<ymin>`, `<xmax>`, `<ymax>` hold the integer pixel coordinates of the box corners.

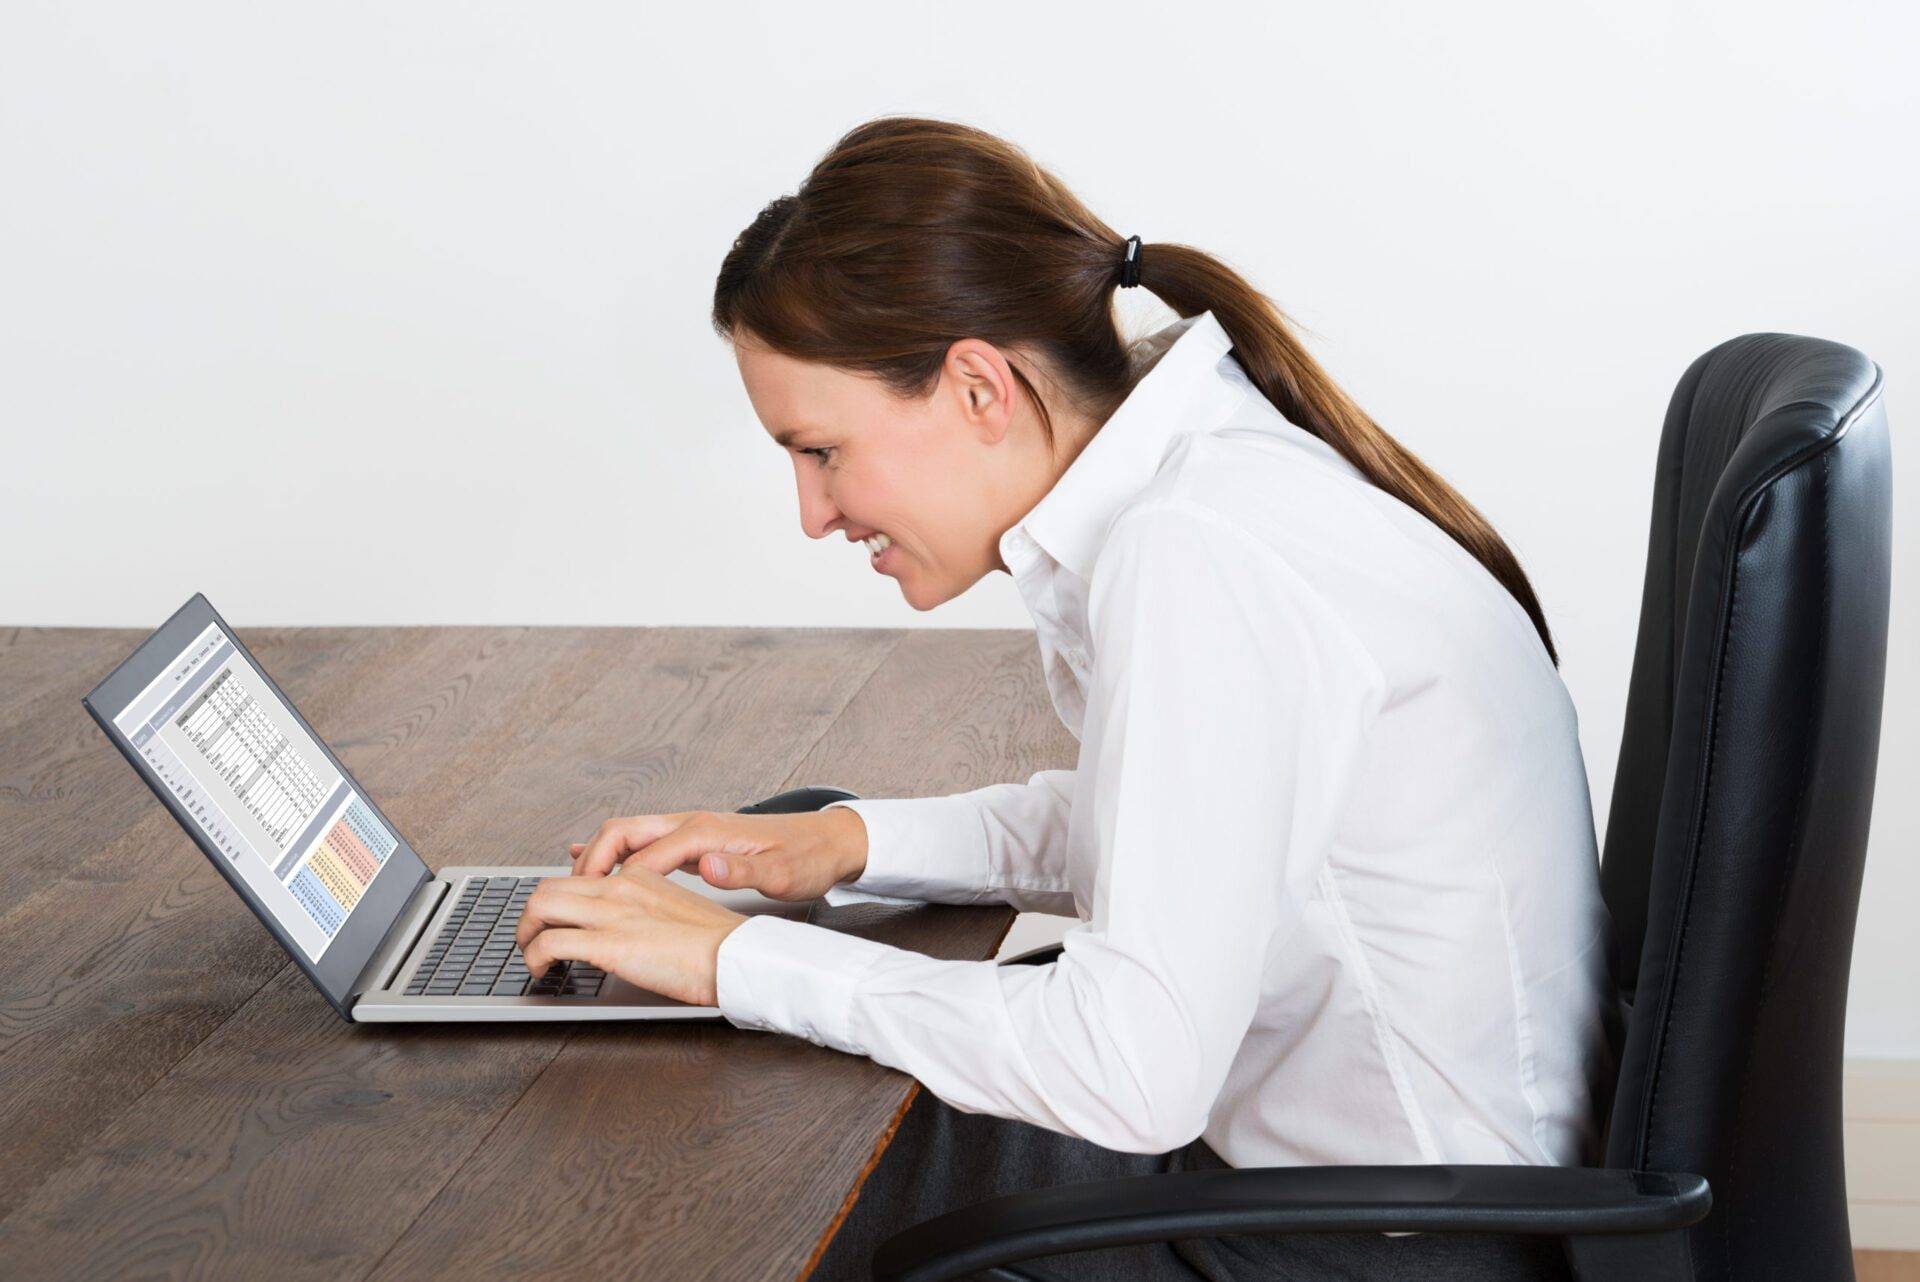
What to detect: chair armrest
<box><xmin>872</xmin><ymin>1164</ymin><xmax>1710</xmax><ymax>1282</ymax></box>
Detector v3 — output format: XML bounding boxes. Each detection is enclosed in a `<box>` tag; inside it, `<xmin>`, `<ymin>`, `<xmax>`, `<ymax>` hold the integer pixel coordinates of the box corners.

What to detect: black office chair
<box><xmin>756</xmin><ymin>334</ymin><xmax>1885</xmax><ymax>1282</ymax></box>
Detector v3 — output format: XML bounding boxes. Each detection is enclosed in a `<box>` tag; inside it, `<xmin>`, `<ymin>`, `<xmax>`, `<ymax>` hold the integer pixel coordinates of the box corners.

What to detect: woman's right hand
<box><xmin>568</xmin><ymin>806</ymin><xmax>869</xmax><ymax>902</ymax></box>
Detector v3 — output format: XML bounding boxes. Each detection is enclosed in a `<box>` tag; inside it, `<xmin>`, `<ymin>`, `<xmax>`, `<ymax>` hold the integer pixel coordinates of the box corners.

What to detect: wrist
<box><xmin>705</xmin><ymin>913</ymin><xmax>750</xmax><ymax>1007</ymax></box>
<box><xmin>825</xmin><ymin>804</ymin><xmax>868</xmax><ymax>884</ymax></box>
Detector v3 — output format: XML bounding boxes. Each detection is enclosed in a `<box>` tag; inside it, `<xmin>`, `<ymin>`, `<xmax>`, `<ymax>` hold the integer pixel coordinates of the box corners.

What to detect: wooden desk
<box><xmin>0</xmin><ymin>625</ymin><xmax>1075</xmax><ymax>1280</ymax></box>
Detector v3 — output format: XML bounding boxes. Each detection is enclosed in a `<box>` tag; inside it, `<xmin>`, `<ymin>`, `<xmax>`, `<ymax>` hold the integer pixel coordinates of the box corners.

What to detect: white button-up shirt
<box><xmin>716</xmin><ymin>311</ymin><xmax>1619</xmax><ymax>1168</ymax></box>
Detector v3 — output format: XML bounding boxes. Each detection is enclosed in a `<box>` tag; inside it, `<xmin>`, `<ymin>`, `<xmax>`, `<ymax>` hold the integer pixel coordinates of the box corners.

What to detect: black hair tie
<box><xmin>1119</xmin><ymin>235</ymin><xmax>1142</xmax><ymax>288</ymax></box>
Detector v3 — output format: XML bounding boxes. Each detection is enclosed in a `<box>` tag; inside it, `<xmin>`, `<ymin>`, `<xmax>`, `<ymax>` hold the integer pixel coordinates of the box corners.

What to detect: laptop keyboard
<box><xmin>403</xmin><ymin>875</ymin><xmax>607</xmax><ymax>1000</ymax></box>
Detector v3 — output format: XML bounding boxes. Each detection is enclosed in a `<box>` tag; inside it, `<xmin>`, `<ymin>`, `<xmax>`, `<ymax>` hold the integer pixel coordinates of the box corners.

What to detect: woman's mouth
<box><xmin>863</xmin><ymin>532</ymin><xmax>897</xmax><ymax>572</ymax></box>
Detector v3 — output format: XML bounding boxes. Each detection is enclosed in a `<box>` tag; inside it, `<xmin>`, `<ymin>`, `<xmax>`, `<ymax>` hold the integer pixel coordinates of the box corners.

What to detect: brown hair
<box><xmin>713</xmin><ymin>117</ymin><xmax>1559</xmax><ymax>666</ymax></box>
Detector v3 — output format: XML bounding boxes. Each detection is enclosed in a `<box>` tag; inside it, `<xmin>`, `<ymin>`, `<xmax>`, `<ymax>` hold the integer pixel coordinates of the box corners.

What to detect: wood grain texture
<box><xmin>0</xmin><ymin>626</ymin><xmax>1065</xmax><ymax>1282</ymax></box>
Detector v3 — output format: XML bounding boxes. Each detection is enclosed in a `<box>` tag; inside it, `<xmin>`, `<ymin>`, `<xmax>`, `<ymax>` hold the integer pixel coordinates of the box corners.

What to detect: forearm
<box><xmin>714</xmin><ymin>916</ymin><xmax>1229</xmax><ymax>1153</ymax></box>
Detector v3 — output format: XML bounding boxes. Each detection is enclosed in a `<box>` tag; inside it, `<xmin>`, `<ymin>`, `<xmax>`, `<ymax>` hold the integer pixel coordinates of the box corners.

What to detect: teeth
<box><xmin>863</xmin><ymin>533</ymin><xmax>893</xmax><ymax>556</ymax></box>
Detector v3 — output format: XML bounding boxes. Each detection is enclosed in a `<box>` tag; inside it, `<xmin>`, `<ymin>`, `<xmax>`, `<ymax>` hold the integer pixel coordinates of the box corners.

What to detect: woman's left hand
<box><xmin>514</xmin><ymin>867</ymin><xmax>750</xmax><ymax>1007</ymax></box>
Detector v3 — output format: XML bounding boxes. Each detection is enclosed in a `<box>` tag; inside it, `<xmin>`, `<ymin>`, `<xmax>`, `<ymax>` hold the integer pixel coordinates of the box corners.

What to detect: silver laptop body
<box><xmin>82</xmin><ymin>594</ymin><xmax>818</xmax><ymax>1024</ymax></box>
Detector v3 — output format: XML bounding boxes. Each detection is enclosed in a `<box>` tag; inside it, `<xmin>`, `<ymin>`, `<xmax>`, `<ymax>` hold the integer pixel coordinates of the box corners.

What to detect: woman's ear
<box><xmin>942</xmin><ymin>339</ymin><xmax>1018</xmax><ymax>443</ymax></box>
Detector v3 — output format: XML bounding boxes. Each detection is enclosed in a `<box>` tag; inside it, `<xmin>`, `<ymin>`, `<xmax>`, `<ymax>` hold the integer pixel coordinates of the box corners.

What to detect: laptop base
<box><xmin>350</xmin><ymin>864</ymin><xmax>816</xmax><ymax>1023</ymax></box>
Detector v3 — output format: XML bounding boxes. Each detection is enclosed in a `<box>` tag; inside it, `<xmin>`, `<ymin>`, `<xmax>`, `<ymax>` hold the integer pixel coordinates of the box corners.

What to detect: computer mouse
<box><xmin>736</xmin><ymin>785</ymin><xmax>860</xmax><ymax>815</ymax></box>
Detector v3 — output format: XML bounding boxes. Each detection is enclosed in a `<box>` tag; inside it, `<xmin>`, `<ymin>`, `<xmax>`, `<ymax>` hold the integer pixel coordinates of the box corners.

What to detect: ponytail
<box><xmin>1136</xmin><ymin>242</ymin><xmax>1559</xmax><ymax>666</ymax></box>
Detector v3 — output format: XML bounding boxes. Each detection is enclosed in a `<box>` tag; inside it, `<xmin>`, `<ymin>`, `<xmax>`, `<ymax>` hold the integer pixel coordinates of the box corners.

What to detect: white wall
<box><xmin>2</xmin><ymin>3</ymin><xmax>1914</xmax><ymax>1057</ymax></box>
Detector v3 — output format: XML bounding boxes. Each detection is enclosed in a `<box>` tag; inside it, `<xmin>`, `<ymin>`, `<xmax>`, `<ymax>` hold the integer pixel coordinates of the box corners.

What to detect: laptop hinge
<box><xmin>351</xmin><ymin>876</ymin><xmax>449</xmax><ymax>1000</ymax></box>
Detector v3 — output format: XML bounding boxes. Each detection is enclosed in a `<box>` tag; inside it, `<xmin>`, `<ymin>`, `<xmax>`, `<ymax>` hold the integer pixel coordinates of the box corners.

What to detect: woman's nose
<box><xmin>795</xmin><ymin>472</ymin><xmax>841</xmax><ymax>540</ymax></box>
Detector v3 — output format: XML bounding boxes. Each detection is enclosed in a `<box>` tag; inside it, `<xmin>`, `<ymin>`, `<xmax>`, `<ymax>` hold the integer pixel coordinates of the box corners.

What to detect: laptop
<box><xmin>81</xmin><ymin>593</ymin><xmax>826</xmax><ymax>1022</ymax></box>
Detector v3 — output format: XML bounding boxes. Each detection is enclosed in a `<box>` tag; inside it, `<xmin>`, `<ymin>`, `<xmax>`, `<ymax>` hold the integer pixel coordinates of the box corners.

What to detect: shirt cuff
<box><xmin>815</xmin><ymin>798</ymin><xmax>917</xmax><ymax>906</ymax></box>
<box><xmin>818</xmin><ymin>800</ymin><xmax>921</xmax><ymax>906</ymax></box>
<box><xmin>817</xmin><ymin>796</ymin><xmax>995</xmax><ymax>904</ymax></box>
<box><xmin>713</xmin><ymin>912</ymin><xmax>895</xmax><ymax>1054</ymax></box>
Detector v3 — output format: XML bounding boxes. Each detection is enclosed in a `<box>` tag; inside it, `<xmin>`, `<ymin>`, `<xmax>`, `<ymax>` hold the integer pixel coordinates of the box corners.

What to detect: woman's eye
<box><xmin>801</xmin><ymin>446</ymin><xmax>835</xmax><ymax>465</ymax></box>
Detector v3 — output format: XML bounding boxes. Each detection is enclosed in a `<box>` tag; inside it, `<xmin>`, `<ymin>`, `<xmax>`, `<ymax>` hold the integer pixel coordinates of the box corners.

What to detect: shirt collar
<box><xmin>1000</xmin><ymin>310</ymin><xmax>1244</xmax><ymax>583</ymax></box>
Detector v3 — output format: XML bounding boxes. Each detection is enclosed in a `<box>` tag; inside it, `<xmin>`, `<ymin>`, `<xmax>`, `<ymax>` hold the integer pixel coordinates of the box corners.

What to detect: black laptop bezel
<box><xmin>80</xmin><ymin>593</ymin><xmax>432</xmax><ymax>1021</ymax></box>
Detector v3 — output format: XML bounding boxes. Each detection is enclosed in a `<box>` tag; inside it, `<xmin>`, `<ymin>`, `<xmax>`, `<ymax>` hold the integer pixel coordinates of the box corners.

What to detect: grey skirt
<box><xmin>810</xmin><ymin>1090</ymin><xmax>1572</xmax><ymax>1281</ymax></box>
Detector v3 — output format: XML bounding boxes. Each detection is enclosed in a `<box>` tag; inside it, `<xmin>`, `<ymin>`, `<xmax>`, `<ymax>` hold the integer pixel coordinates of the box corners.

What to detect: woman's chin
<box><xmin>899</xmin><ymin>568</ymin><xmax>978</xmax><ymax>612</ymax></box>
<box><xmin>893</xmin><ymin>566</ymin><xmax>935</xmax><ymax>610</ymax></box>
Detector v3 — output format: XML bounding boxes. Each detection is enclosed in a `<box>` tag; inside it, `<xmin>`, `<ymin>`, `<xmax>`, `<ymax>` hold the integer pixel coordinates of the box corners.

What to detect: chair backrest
<box><xmin>1598</xmin><ymin>333</ymin><xmax>1891</xmax><ymax>1279</ymax></box>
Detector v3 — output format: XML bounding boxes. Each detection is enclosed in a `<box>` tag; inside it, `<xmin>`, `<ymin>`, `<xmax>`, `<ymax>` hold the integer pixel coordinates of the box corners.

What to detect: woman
<box><xmin>516</xmin><ymin>117</ymin><xmax>1618</xmax><ymax>1280</ymax></box>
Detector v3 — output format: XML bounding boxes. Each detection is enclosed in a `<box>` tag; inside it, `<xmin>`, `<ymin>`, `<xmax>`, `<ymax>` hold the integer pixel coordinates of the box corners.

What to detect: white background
<box><xmin>2</xmin><ymin>3</ymin><xmax>1914</xmax><ymax>1057</ymax></box>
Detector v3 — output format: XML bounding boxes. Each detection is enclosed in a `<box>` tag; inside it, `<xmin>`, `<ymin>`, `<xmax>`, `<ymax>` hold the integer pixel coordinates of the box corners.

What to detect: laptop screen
<box><xmin>107</xmin><ymin>619</ymin><xmax>403</xmax><ymax>962</ymax></box>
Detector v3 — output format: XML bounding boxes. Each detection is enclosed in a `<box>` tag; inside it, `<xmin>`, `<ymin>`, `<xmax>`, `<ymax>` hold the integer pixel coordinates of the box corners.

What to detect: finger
<box><xmin>514</xmin><ymin>880</ymin><xmax>613</xmax><ymax>953</ymax></box>
<box><xmin>520</xmin><ymin>926</ymin><xmax>603</xmax><ymax>978</ymax></box>
<box><xmin>577</xmin><ymin>814</ymin><xmax>685</xmax><ymax>878</ymax></box>
<box><xmin>629</xmin><ymin>824</ymin><xmax>724</xmax><ymax>877</ymax></box>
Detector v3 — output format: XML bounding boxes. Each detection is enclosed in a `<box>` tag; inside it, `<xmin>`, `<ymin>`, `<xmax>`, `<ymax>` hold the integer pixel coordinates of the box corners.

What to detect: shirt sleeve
<box><xmin>816</xmin><ymin>770</ymin><xmax>1078</xmax><ymax>916</ymax></box>
<box><xmin>715</xmin><ymin>498</ymin><xmax>1383</xmax><ymax>1153</ymax></box>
